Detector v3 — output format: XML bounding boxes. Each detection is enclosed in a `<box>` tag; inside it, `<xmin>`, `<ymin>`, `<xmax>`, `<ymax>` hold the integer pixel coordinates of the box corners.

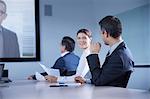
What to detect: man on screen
<box><xmin>0</xmin><ymin>0</ymin><xmax>20</xmax><ymax>58</ymax></box>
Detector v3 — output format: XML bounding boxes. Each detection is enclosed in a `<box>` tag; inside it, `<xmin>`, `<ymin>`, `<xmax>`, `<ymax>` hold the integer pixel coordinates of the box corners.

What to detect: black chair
<box><xmin>59</xmin><ymin>69</ymin><xmax>76</xmax><ymax>76</ymax></box>
<box><xmin>65</xmin><ymin>71</ymin><xmax>76</xmax><ymax>76</ymax></box>
<box><xmin>122</xmin><ymin>71</ymin><xmax>132</xmax><ymax>88</ymax></box>
<box><xmin>113</xmin><ymin>71</ymin><xmax>132</xmax><ymax>88</ymax></box>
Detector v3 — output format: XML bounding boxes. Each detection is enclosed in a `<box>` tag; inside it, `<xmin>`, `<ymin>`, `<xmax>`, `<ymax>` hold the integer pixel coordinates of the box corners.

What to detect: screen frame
<box><xmin>0</xmin><ymin>0</ymin><xmax>40</xmax><ymax>62</ymax></box>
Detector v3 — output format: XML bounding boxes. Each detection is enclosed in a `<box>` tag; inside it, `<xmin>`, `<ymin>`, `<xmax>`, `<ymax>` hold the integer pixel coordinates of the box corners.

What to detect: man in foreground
<box><xmin>75</xmin><ymin>15</ymin><xmax>134</xmax><ymax>88</ymax></box>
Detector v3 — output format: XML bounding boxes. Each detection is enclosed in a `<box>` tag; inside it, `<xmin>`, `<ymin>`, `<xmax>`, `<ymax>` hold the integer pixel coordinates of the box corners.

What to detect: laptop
<box><xmin>0</xmin><ymin>64</ymin><xmax>11</xmax><ymax>83</ymax></box>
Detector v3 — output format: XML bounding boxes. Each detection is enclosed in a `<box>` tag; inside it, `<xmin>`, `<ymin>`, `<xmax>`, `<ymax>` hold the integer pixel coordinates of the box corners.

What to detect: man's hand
<box><xmin>75</xmin><ymin>76</ymin><xmax>86</xmax><ymax>84</ymax></box>
<box><xmin>45</xmin><ymin>75</ymin><xmax>58</xmax><ymax>83</ymax></box>
<box><xmin>90</xmin><ymin>42</ymin><xmax>101</xmax><ymax>54</ymax></box>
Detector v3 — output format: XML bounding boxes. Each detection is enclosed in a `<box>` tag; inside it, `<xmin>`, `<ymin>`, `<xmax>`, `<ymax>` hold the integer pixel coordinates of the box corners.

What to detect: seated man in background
<box><xmin>28</xmin><ymin>36</ymin><xmax>79</xmax><ymax>80</ymax></box>
<box><xmin>75</xmin><ymin>15</ymin><xmax>134</xmax><ymax>88</ymax></box>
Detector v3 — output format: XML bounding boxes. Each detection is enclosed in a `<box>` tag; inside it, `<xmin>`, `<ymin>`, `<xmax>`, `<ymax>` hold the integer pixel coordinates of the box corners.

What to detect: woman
<box><xmin>45</xmin><ymin>29</ymin><xmax>92</xmax><ymax>83</ymax></box>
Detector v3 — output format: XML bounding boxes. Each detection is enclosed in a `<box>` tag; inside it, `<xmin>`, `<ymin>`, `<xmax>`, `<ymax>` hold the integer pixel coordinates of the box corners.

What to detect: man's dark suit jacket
<box><xmin>32</xmin><ymin>53</ymin><xmax>79</xmax><ymax>79</ymax></box>
<box><xmin>87</xmin><ymin>42</ymin><xmax>134</xmax><ymax>88</ymax></box>
<box><xmin>2</xmin><ymin>27</ymin><xmax>20</xmax><ymax>58</ymax></box>
<box><xmin>52</xmin><ymin>53</ymin><xmax>79</xmax><ymax>76</ymax></box>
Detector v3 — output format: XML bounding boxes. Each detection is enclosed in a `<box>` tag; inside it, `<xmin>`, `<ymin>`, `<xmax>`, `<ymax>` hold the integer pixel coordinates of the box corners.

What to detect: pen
<box><xmin>49</xmin><ymin>85</ymin><xmax>68</xmax><ymax>87</ymax></box>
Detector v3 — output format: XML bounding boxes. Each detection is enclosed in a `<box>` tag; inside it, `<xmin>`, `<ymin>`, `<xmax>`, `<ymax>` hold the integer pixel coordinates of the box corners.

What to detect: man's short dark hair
<box><xmin>99</xmin><ymin>15</ymin><xmax>122</xmax><ymax>38</ymax></box>
<box><xmin>61</xmin><ymin>36</ymin><xmax>75</xmax><ymax>52</ymax></box>
<box><xmin>0</xmin><ymin>0</ymin><xmax>7</xmax><ymax>13</ymax></box>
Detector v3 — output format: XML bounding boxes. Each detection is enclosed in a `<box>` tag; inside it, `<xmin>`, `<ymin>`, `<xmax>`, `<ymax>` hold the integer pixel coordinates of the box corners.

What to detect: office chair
<box><xmin>113</xmin><ymin>71</ymin><xmax>132</xmax><ymax>88</ymax></box>
<box><xmin>59</xmin><ymin>69</ymin><xmax>76</xmax><ymax>76</ymax></box>
<box><xmin>122</xmin><ymin>71</ymin><xmax>132</xmax><ymax>88</ymax></box>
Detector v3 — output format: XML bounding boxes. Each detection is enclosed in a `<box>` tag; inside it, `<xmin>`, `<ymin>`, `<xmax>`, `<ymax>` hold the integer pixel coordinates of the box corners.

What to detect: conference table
<box><xmin>0</xmin><ymin>80</ymin><xmax>149</xmax><ymax>99</ymax></box>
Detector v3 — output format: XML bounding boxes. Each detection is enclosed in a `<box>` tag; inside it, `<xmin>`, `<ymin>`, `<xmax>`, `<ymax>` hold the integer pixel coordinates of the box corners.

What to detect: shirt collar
<box><xmin>109</xmin><ymin>39</ymin><xmax>124</xmax><ymax>56</ymax></box>
<box><xmin>83</xmin><ymin>47</ymin><xmax>91</xmax><ymax>57</ymax></box>
<box><xmin>61</xmin><ymin>51</ymin><xmax>70</xmax><ymax>57</ymax></box>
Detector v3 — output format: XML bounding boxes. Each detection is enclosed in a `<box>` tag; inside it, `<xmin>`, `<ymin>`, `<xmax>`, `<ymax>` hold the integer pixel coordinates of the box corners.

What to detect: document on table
<box><xmin>35</xmin><ymin>63</ymin><xmax>60</xmax><ymax>81</ymax></box>
<box><xmin>35</xmin><ymin>72</ymin><xmax>45</xmax><ymax>81</ymax></box>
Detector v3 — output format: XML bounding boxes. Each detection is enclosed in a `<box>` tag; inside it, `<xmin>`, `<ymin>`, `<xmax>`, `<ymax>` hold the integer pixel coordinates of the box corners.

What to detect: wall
<box><xmin>92</xmin><ymin>0</ymin><xmax>149</xmax><ymax>64</ymax></box>
<box><xmin>148</xmin><ymin>0</ymin><xmax>150</xmax><ymax>90</ymax></box>
<box><xmin>117</xmin><ymin>4</ymin><xmax>149</xmax><ymax>64</ymax></box>
<box><xmin>128</xmin><ymin>68</ymin><xmax>149</xmax><ymax>90</ymax></box>
<box><xmin>5</xmin><ymin>0</ymin><xmax>96</xmax><ymax>80</ymax></box>
<box><xmin>39</xmin><ymin>0</ymin><xmax>96</xmax><ymax>65</ymax></box>
<box><xmin>116</xmin><ymin>4</ymin><xmax>150</xmax><ymax>90</ymax></box>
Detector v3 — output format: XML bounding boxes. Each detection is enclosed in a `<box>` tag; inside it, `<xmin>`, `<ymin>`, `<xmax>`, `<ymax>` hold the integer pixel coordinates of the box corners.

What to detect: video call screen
<box><xmin>1</xmin><ymin>0</ymin><xmax>40</xmax><ymax>62</ymax></box>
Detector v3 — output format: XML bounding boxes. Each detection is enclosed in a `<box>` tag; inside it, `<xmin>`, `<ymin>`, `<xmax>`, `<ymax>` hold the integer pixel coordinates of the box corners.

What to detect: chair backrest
<box><xmin>122</xmin><ymin>71</ymin><xmax>132</xmax><ymax>88</ymax></box>
<box><xmin>111</xmin><ymin>70</ymin><xmax>132</xmax><ymax>88</ymax></box>
<box><xmin>65</xmin><ymin>71</ymin><xmax>76</xmax><ymax>76</ymax></box>
<box><xmin>60</xmin><ymin>70</ymin><xmax>76</xmax><ymax>76</ymax></box>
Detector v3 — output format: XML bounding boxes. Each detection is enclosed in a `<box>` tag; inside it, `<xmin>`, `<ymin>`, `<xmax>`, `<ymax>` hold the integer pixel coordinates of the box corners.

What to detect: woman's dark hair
<box><xmin>61</xmin><ymin>36</ymin><xmax>75</xmax><ymax>52</ymax></box>
<box><xmin>77</xmin><ymin>29</ymin><xmax>92</xmax><ymax>38</ymax></box>
<box><xmin>99</xmin><ymin>15</ymin><xmax>122</xmax><ymax>38</ymax></box>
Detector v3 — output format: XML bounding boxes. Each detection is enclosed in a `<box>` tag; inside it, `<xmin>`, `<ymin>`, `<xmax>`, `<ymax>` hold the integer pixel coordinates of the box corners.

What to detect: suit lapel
<box><xmin>102</xmin><ymin>42</ymin><xmax>125</xmax><ymax>67</ymax></box>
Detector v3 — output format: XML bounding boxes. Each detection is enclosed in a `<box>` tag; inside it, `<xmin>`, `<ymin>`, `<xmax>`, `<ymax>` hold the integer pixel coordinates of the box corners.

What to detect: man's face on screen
<box><xmin>0</xmin><ymin>2</ymin><xmax>7</xmax><ymax>24</ymax></box>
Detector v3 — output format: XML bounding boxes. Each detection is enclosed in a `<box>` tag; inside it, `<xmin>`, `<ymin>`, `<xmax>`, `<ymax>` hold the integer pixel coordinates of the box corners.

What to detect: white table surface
<box><xmin>0</xmin><ymin>80</ymin><xmax>149</xmax><ymax>99</ymax></box>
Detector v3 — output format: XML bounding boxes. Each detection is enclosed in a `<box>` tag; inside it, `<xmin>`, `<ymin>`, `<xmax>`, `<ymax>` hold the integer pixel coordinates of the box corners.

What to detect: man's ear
<box><xmin>104</xmin><ymin>30</ymin><xmax>110</xmax><ymax>38</ymax></box>
<box><xmin>62</xmin><ymin>45</ymin><xmax>66</xmax><ymax>50</ymax></box>
<box><xmin>106</xmin><ymin>32</ymin><xmax>109</xmax><ymax>38</ymax></box>
<box><xmin>102</xmin><ymin>30</ymin><xmax>108</xmax><ymax>38</ymax></box>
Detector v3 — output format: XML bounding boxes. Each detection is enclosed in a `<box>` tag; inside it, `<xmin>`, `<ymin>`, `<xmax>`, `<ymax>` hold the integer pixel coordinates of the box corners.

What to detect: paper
<box><xmin>35</xmin><ymin>72</ymin><xmax>45</xmax><ymax>81</ymax></box>
<box><xmin>61</xmin><ymin>83</ymin><xmax>81</xmax><ymax>87</ymax></box>
<box><xmin>39</xmin><ymin>63</ymin><xmax>60</xmax><ymax>76</ymax></box>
